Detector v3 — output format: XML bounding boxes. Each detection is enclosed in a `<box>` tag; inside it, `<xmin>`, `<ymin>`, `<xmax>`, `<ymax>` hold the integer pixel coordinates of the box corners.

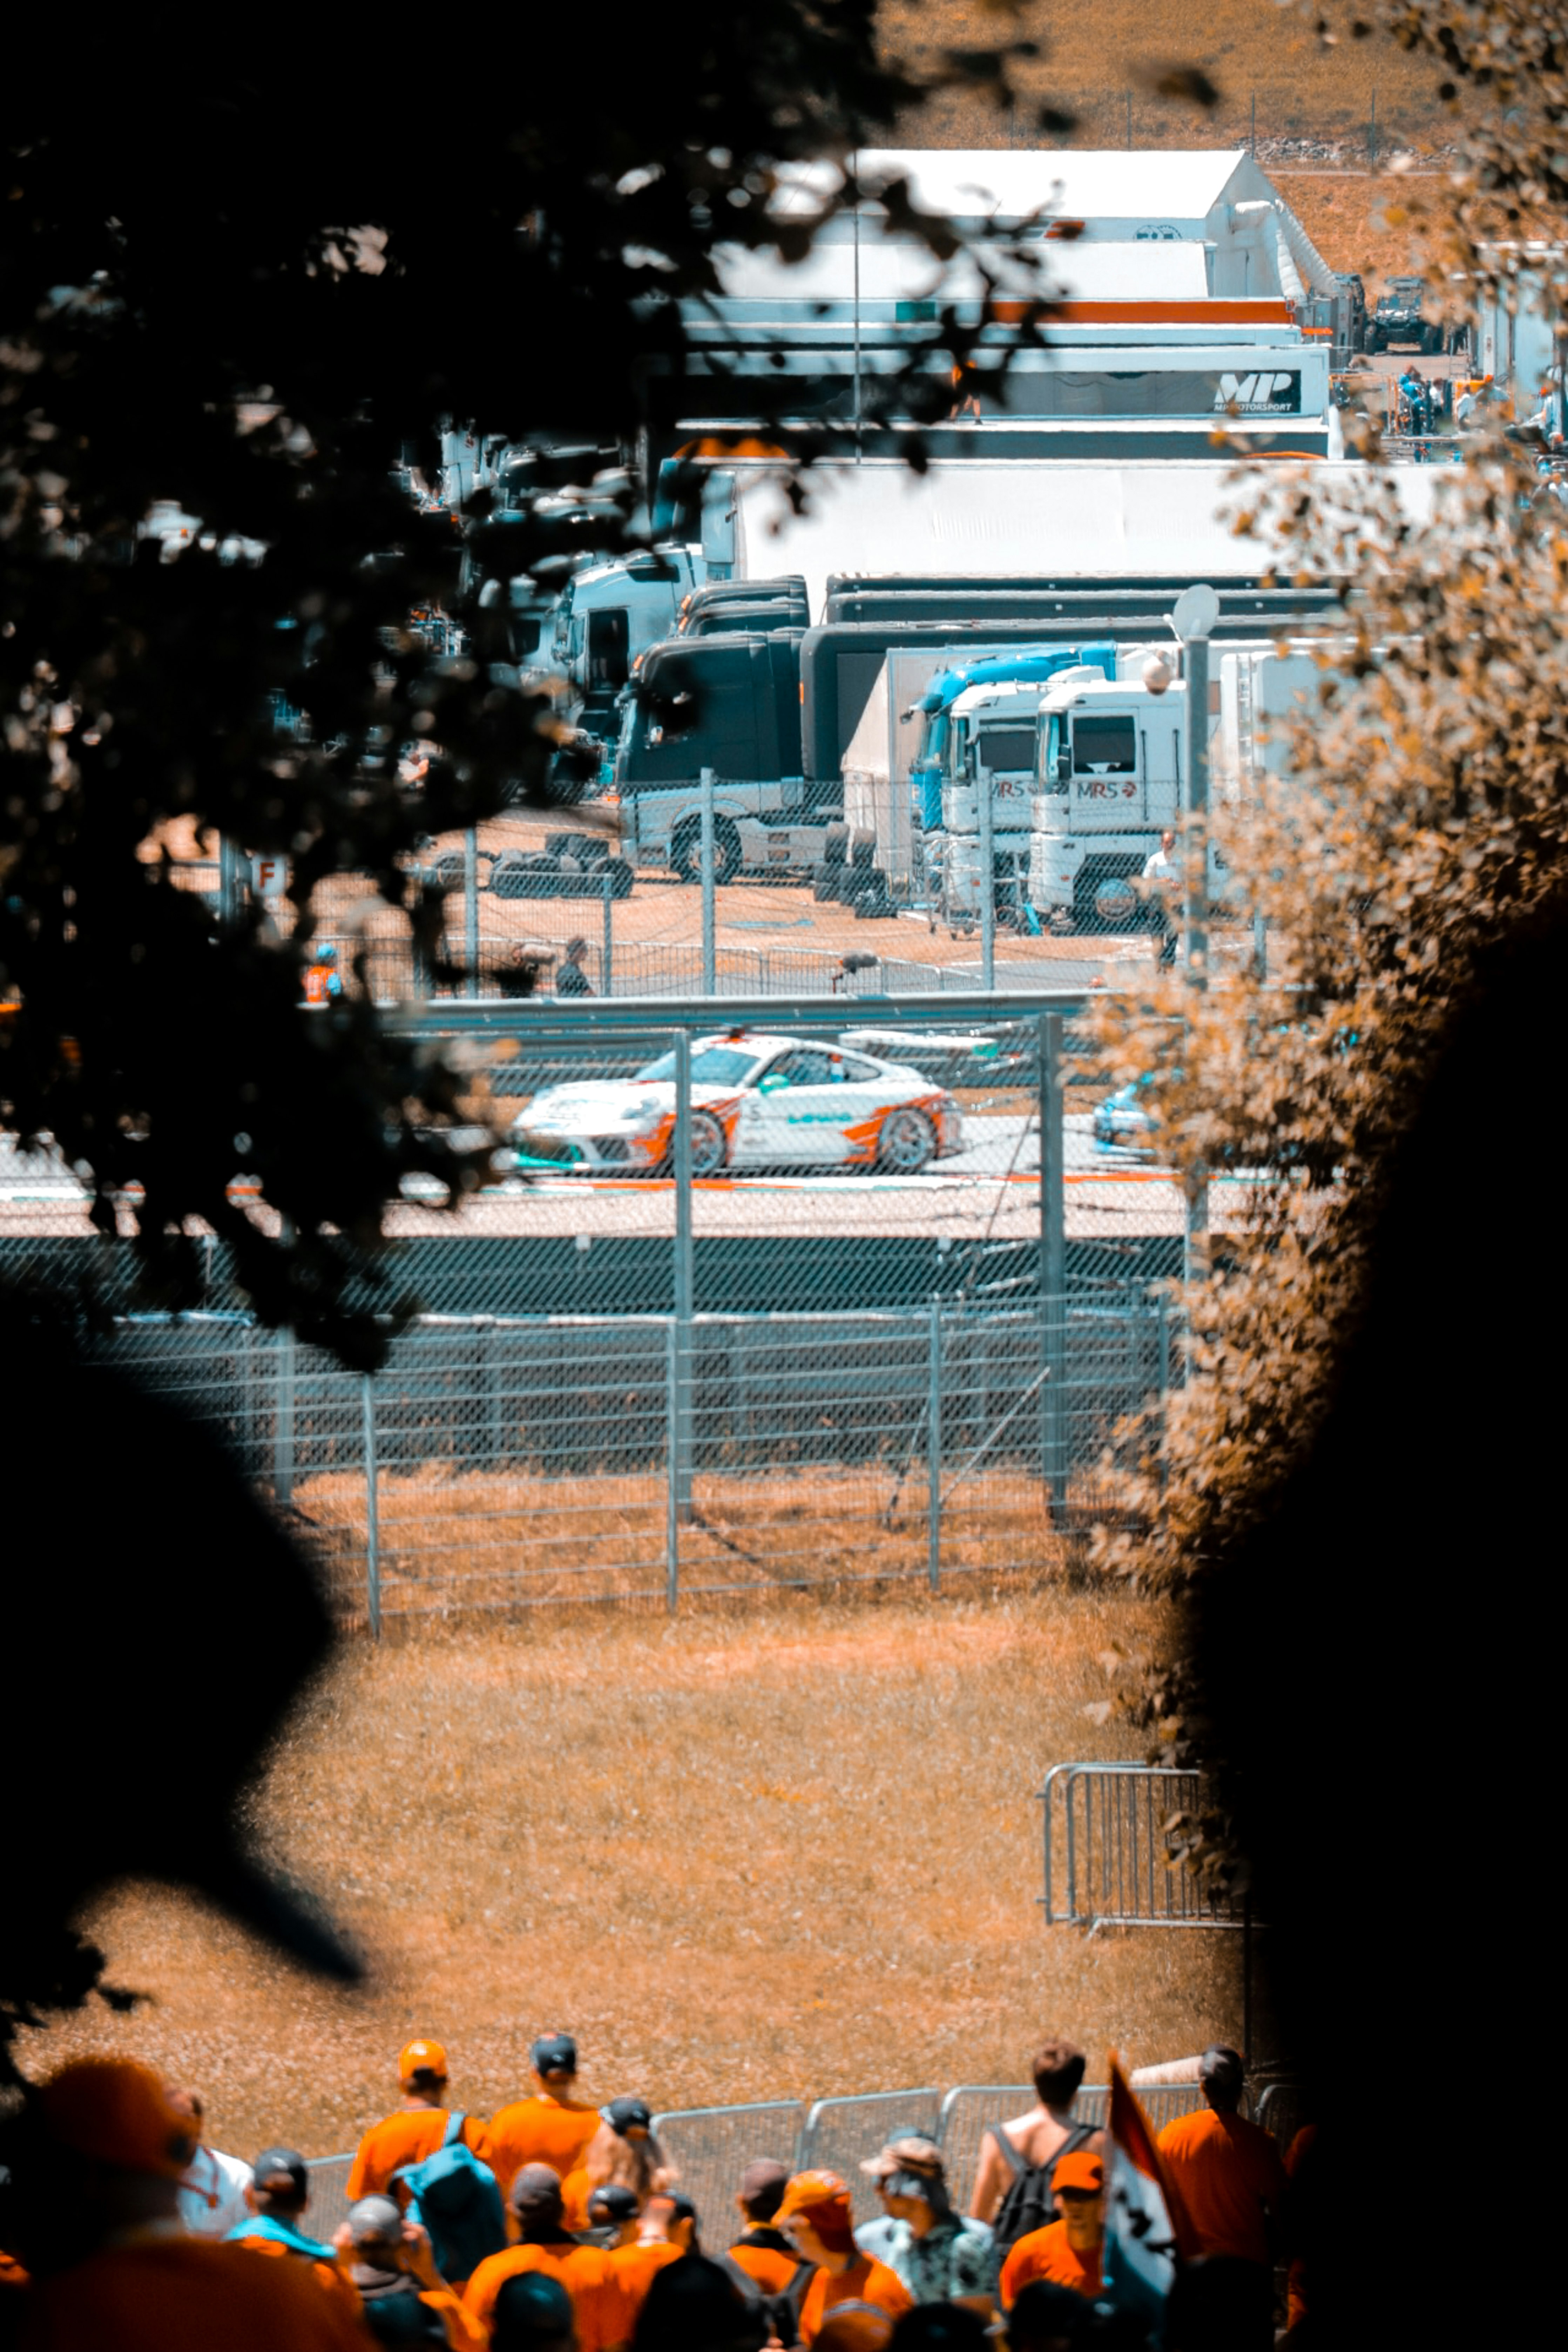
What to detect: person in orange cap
<box><xmin>346</xmin><ymin>2039</ymin><xmax>491</xmax><ymax>2202</ymax></box>
<box><xmin>773</xmin><ymin>2170</ymin><xmax>912</xmax><ymax>2347</ymax></box>
<box><xmin>10</xmin><ymin>2057</ymin><xmax>366</xmax><ymax>2350</ymax></box>
<box><xmin>998</xmin><ymin>2150</ymin><xmax>1106</xmax><ymax>2307</ymax></box>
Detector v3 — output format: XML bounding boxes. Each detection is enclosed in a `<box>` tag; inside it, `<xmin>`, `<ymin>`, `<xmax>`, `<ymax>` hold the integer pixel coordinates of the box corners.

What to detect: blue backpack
<box><xmin>396</xmin><ymin>2114</ymin><xmax>507</xmax><ymax>2285</ymax></box>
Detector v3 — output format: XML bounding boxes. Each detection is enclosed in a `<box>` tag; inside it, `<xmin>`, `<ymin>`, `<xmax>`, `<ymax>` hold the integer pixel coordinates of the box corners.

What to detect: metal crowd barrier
<box><xmin>311</xmin><ymin>2072</ymin><xmax>1289</xmax><ymax>2232</ymax></box>
<box><xmin>304</xmin><ymin>2153</ymin><xmax>355</xmax><ymax>2241</ymax></box>
<box><xmin>1040</xmin><ymin>1763</ymin><xmax>1248</xmax><ymax>1929</ymax></box>
<box><xmin>800</xmin><ymin>2091</ymin><xmax>943</xmax><ymax>2225</ymax></box>
<box><xmin>650</xmin><ymin>2101</ymin><xmax>807</xmax><ymax>2238</ymax></box>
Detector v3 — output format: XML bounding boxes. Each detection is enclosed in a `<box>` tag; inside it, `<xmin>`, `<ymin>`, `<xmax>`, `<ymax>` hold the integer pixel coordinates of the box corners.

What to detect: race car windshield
<box><xmin>636</xmin><ymin>1045</ymin><xmax>761</xmax><ymax>1086</ymax></box>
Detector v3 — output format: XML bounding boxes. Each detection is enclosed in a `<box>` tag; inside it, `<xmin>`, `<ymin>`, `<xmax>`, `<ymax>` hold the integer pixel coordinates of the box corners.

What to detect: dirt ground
<box><xmin>24</xmin><ymin>1589</ymin><xmax>1238</xmax><ymax>2163</ymax></box>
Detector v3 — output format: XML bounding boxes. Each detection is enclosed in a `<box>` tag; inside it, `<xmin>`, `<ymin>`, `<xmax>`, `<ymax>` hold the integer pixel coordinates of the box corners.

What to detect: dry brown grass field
<box><xmin>27</xmin><ymin>1591</ymin><xmax>1238</xmax><ymax>2162</ymax></box>
<box><xmin>298</xmin><ymin>1465</ymin><xmax>1137</xmax><ymax>1621</ymax></box>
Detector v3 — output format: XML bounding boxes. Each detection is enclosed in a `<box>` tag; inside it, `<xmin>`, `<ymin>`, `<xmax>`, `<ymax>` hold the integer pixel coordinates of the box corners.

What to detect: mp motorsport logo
<box><xmin>1213</xmin><ymin>370</ymin><xmax>1301</xmax><ymax>415</ymax></box>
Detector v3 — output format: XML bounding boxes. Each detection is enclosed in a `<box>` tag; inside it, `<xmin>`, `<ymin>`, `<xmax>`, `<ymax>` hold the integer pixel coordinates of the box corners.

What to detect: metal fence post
<box><xmin>699</xmin><ymin>768</ymin><xmax>716</xmax><ymax>997</ymax></box>
<box><xmin>977</xmin><ymin>762</ymin><xmax>995</xmax><ymax>991</ymax></box>
<box><xmin>1039</xmin><ymin>1012</ymin><xmax>1067</xmax><ymax>1521</ymax></box>
<box><xmin>926</xmin><ymin>1298</ymin><xmax>942</xmax><ymax>1593</ymax></box>
<box><xmin>671</xmin><ymin>1029</ymin><xmax>694</xmax><ymax>1543</ymax></box>
<box><xmin>275</xmin><ymin>1323</ymin><xmax>296</xmax><ymax>1505</ymax></box>
<box><xmin>362</xmin><ymin>1374</ymin><xmax>381</xmax><ymax>1638</ymax></box>
<box><xmin>665</xmin><ymin>1315</ymin><xmax>680</xmax><ymax>1611</ymax></box>
<box><xmin>602</xmin><ymin>865</ymin><xmax>614</xmax><ymax>996</ymax></box>
<box><xmin>464</xmin><ymin>827</ymin><xmax>479</xmax><ymax>998</ymax></box>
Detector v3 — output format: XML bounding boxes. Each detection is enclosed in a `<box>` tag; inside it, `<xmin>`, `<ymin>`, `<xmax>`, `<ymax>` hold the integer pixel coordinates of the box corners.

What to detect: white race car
<box><xmin>512</xmin><ymin>1032</ymin><xmax>963</xmax><ymax>1176</ymax></box>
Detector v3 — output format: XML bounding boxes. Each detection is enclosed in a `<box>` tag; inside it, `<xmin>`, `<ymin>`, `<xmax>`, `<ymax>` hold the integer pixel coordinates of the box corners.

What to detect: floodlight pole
<box><xmin>1183</xmin><ymin>616</ymin><xmax>1212</xmax><ymax>1268</ymax></box>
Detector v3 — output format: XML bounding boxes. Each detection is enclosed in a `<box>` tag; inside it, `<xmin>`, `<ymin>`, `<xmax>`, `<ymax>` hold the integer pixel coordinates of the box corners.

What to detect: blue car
<box><xmin>1093</xmin><ymin>1077</ymin><xmax>1158</xmax><ymax>1153</ymax></box>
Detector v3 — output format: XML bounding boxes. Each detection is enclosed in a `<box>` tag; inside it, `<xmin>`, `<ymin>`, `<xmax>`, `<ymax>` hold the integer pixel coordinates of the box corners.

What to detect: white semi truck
<box><xmin>1022</xmin><ymin>647</ymin><xmax>1330</xmax><ymax>929</ymax></box>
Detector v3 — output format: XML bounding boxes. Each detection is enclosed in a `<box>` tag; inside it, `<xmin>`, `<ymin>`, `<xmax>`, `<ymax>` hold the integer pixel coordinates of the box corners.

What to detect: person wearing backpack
<box><xmin>996</xmin><ymin>2153</ymin><xmax>1105</xmax><ymax>2309</ymax></box>
<box><xmin>966</xmin><ymin>2042</ymin><xmax>1099</xmax><ymax>2257</ymax></box>
<box><xmin>395</xmin><ymin>2111</ymin><xmax>508</xmax><ymax>2291</ymax></box>
<box><xmin>347</xmin><ymin>2041</ymin><xmax>492</xmax><ymax>2202</ymax></box>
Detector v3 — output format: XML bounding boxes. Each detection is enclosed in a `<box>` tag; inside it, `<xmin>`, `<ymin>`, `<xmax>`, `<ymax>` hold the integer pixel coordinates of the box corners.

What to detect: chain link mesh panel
<box><xmin>651</xmin><ymin>2103</ymin><xmax>808</xmax><ymax>2241</ymax></box>
<box><xmin>799</xmin><ymin>2094</ymin><xmax>942</xmax><ymax>2225</ymax></box>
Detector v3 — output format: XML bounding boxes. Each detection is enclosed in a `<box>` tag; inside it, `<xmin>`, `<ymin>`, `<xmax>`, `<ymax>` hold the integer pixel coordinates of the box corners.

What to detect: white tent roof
<box><xmin>711</xmin><ymin>238</ymin><xmax>1211</xmax><ymax>305</ymax></box>
<box><xmin>770</xmin><ymin>150</ymin><xmax>1264</xmax><ymax>231</ymax></box>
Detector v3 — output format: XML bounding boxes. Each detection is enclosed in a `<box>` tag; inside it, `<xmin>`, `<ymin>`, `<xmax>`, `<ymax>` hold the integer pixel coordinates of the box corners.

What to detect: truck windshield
<box><xmin>976</xmin><ymin>726</ymin><xmax>1036</xmax><ymax>771</ymax></box>
<box><xmin>636</xmin><ymin>1045</ymin><xmax>761</xmax><ymax>1087</ymax></box>
<box><xmin>1072</xmin><ymin>714</ymin><xmax>1137</xmax><ymax>774</ymax></box>
<box><xmin>1040</xmin><ymin>715</ymin><xmax>1065</xmax><ymax>791</ymax></box>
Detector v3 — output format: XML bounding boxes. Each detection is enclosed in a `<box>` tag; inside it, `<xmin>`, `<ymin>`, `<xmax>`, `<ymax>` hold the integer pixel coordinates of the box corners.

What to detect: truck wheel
<box><xmin>813</xmin><ymin>862</ymin><xmax>845</xmax><ymax>903</ymax></box>
<box><xmin>823</xmin><ymin>821</ymin><xmax>850</xmax><ymax>863</ymax></box>
<box><xmin>606</xmin><ymin>857</ymin><xmax>634</xmax><ymax>900</ymax></box>
<box><xmin>688</xmin><ymin>1110</ymin><xmax>727</xmax><ymax>1176</ymax></box>
<box><xmin>670</xmin><ymin>820</ymin><xmax>700</xmax><ymax>883</ymax></box>
<box><xmin>849</xmin><ymin>829</ymin><xmax>876</xmax><ymax>869</ymax></box>
<box><xmin>713</xmin><ymin>818</ymin><xmax>742</xmax><ymax>884</ymax></box>
<box><xmin>877</xmin><ymin>1107</ymin><xmax>937</xmax><ymax>1174</ymax></box>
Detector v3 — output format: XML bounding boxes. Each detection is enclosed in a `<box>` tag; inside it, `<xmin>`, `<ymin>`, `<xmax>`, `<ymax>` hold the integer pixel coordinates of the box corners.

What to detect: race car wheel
<box><xmin>877</xmin><ymin>1107</ymin><xmax>937</xmax><ymax>1174</ymax></box>
<box><xmin>688</xmin><ymin>1110</ymin><xmax>728</xmax><ymax>1176</ymax></box>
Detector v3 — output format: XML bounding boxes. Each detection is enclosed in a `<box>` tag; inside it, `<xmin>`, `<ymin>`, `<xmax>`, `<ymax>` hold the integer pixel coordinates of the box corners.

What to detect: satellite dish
<box><xmin>1171</xmin><ymin>583</ymin><xmax>1221</xmax><ymax>641</ymax></box>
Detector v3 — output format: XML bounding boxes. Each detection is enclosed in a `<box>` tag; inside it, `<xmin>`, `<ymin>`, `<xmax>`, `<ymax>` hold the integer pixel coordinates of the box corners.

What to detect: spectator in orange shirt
<box><xmin>728</xmin><ymin>2158</ymin><xmax>806</xmax><ymax>2300</ymax></box>
<box><xmin>463</xmin><ymin>2164</ymin><xmax>629</xmax><ymax>2352</ymax></box>
<box><xmin>227</xmin><ymin>2145</ymin><xmax>362</xmax><ymax>2327</ymax></box>
<box><xmin>10</xmin><ymin>2057</ymin><xmax>365</xmax><ymax>2352</ymax></box>
<box><xmin>773</xmin><ymin>2170</ymin><xmax>912</xmax><ymax>2347</ymax></box>
<box><xmin>998</xmin><ymin>2151</ymin><xmax>1104</xmax><ymax>2308</ymax></box>
<box><xmin>342</xmin><ymin>2192</ymin><xmax>486</xmax><ymax>2351</ymax></box>
<box><xmin>561</xmin><ymin>2099</ymin><xmax>674</xmax><ymax>2232</ymax></box>
<box><xmin>347</xmin><ymin>2039</ymin><xmax>491</xmax><ymax>2203</ymax></box>
<box><xmin>607</xmin><ymin>2190</ymin><xmax>694</xmax><ymax>2329</ymax></box>
<box><xmin>1154</xmin><ymin>2048</ymin><xmax>1285</xmax><ymax>2269</ymax></box>
<box><xmin>488</xmin><ymin>2036</ymin><xmax>599</xmax><ymax>2202</ymax></box>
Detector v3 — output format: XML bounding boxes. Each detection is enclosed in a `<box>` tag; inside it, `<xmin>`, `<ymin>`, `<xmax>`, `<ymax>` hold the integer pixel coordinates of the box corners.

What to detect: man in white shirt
<box><xmin>169</xmin><ymin>2085</ymin><xmax>253</xmax><ymax>2237</ymax></box>
<box><xmin>1142</xmin><ymin>829</ymin><xmax>1180</xmax><ymax>967</ymax></box>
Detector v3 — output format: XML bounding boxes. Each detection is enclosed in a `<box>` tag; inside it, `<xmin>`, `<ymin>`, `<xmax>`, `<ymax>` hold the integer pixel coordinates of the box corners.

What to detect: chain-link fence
<box><xmin>6</xmin><ymin>996</ymin><xmax>1198</xmax><ymax>1623</ymax></box>
<box><xmin>651</xmin><ymin>2103</ymin><xmax>808</xmax><ymax>2238</ymax></box>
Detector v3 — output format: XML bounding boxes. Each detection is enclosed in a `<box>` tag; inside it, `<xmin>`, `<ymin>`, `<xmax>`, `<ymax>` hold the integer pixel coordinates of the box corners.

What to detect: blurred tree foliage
<box><xmin>0</xmin><ymin>14</ymin><xmax>1058</xmax><ymax>1363</ymax></box>
<box><xmin>1091</xmin><ymin>0</ymin><xmax>1568</xmax><ymax>1786</ymax></box>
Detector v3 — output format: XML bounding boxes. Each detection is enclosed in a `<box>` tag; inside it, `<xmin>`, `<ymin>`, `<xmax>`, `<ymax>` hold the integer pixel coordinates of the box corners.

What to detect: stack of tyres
<box><xmin>811</xmin><ymin>822</ymin><xmax>851</xmax><ymax>902</ymax></box>
<box><xmin>492</xmin><ymin>834</ymin><xmax>634</xmax><ymax>900</ymax></box>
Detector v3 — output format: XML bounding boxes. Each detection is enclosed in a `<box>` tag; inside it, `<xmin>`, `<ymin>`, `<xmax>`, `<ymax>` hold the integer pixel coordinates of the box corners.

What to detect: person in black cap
<box><xmin>585</xmin><ymin>2183</ymin><xmax>642</xmax><ymax>2249</ymax></box>
<box><xmin>493</xmin><ymin>2270</ymin><xmax>580</xmax><ymax>2352</ymax></box>
<box><xmin>228</xmin><ymin>2147</ymin><xmax>337</xmax><ymax>2263</ymax></box>
<box><xmin>488</xmin><ymin>2035</ymin><xmax>598</xmax><ymax>2203</ymax></box>
<box><xmin>564</xmin><ymin>2098</ymin><xmax>674</xmax><ymax>2229</ymax></box>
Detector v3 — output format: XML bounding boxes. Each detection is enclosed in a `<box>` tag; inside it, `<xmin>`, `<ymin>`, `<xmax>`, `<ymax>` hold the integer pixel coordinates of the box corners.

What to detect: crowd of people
<box><xmin>0</xmin><ymin>2033</ymin><xmax>1312</xmax><ymax>2351</ymax></box>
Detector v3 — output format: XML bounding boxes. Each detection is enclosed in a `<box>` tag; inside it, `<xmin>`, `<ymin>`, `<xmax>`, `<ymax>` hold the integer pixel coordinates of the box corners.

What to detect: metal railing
<box><xmin>310</xmin><ymin>2073</ymin><xmax>1284</xmax><ymax>2235</ymax></box>
<box><xmin>1041</xmin><ymin>1765</ymin><xmax>1246</xmax><ymax>1930</ymax></box>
